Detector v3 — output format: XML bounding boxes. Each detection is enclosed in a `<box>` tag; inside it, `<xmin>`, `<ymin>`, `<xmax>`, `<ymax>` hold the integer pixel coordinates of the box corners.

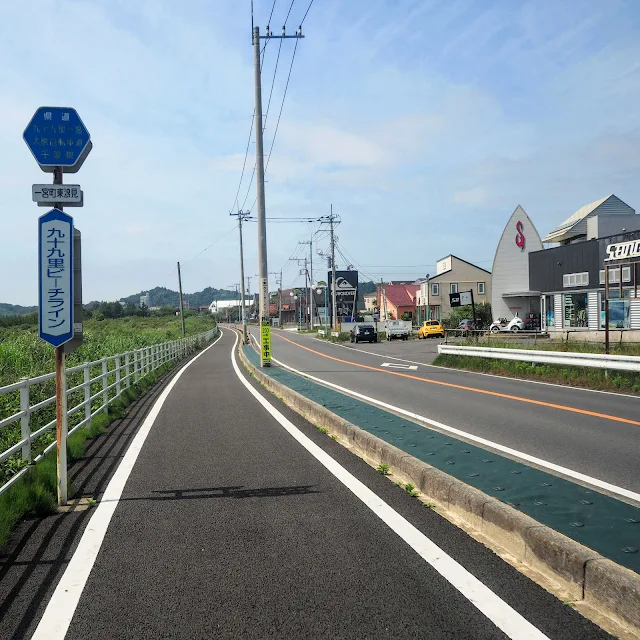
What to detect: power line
<box><xmin>181</xmin><ymin>223</ymin><xmax>239</xmax><ymax>267</ymax></box>
<box><xmin>264</xmin><ymin>37</ymin><xmax>299</xmax><ymax>174</ymax></box>
<box><xmin>230</xmin><ymin>112</ymin><xmax>255</xmax><ymax>213</ymax></box>
<box><xmin>300</xmin><ymin>0</ymin><xmax>314</xmax><ymax>25</ymax></box>
<box><xmin>267</xmin><ymin>0</ymin><xmax>278</xmax><ymax>25</ymax></box>
<box><xmin>283</xmin><ymin>0</ymin><xmax>296</xmax><ymax>24</ymax></box>
<box><xmin>263</xmin><ymin>38</ymin><xmax>283</xmax><ymax>132</ymax></box>
<box><xmin>249</xmin><ymin>36</ymin><xmax>300</xmax><ymax>214</ymax></box>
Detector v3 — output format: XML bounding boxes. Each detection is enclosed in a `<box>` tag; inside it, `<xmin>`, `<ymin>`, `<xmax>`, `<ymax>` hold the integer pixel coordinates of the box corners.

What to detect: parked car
<box><xmin>456</xmin><ymin>319</ymin><xmax>482</xmax><ymax>336</ymax></box>
<box><xmin>489</xmin><ymin>317</ymin><xmax>525</xmax><ymax>333</ymax></box>
<box><xmin>350</xmin><ymin>324</ymin><xmax>377</xmax><ymax>343</ymax></box>
<box><xmin>386</xmin><ymin>319</ymin><xmax>409</xmax><ymax>341</ymax></box>
<box><xmin>417</xmin><ymin>320</ymin><xmax>445</xmax><ymax>339</ymax></box>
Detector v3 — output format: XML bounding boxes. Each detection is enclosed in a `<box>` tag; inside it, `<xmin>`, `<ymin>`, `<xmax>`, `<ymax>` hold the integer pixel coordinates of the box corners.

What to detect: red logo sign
<box><xmin>515</xmin><ymin>221</ymin><xmax>525</xmax><ymax>250</ymax></box>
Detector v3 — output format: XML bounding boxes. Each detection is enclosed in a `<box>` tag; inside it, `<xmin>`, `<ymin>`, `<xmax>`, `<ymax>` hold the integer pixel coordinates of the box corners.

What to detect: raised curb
<box><xmin>238</xmin><ymin>338</ymin><xmax>640</xmax><ymax>635</ymax></box>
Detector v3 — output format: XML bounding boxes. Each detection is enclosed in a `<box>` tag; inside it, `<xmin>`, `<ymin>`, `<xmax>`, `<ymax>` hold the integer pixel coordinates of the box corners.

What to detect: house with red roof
<box><xmin>377</xmin><ymin>282</ymin><xmax>420</xmax><ymax>320</ymax></box>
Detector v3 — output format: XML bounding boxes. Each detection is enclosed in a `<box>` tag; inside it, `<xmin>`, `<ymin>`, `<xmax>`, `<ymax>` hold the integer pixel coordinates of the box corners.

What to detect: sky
<box><xmin>1</xmin><ymin>0</ymin><xmax>640</xmax><ymax>305</ymax></box>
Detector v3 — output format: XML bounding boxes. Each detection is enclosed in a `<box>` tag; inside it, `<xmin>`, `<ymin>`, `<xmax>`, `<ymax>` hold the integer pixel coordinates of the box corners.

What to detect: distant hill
<box><xmin>119</xmin><ymin>286</ymin><xmax>238</xmax><ymax>308</ymax></box>
<box><xmin>0</xmin><ymin>303</ymin><xmax>38</xmax><ymax>317</ymax></box>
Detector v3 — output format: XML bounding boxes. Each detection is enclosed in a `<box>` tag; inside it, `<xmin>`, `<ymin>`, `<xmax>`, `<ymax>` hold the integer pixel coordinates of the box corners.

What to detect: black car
<box><xmin>350</xmin><ymin>324</ymin><xmax>377</xmax><ymax>343</ymax></box>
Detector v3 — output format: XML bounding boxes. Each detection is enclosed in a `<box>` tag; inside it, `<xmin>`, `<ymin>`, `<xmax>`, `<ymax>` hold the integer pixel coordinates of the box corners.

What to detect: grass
<box><xmin>377</xmin><ymin>463</ymin><xmax>390</xmax><ymax>475</ymax></box>
<box><xmin>433</xmin><ymin>352</ymin><xmax>640</xmax><ymax>394</ymax></box>
<box><xmin>0</xmin><ymin>315</ymin><xmax>216</xmax><ymax>488</ymax></box>
<box><xmin>404</xmin><ymin>483</ymin><xmax>419</xmax><ymax>497</ymax></box>
<box><xmin>0</xmin><ymin>357</ymin><xmax>185</xmax><ymax>550</ymax></box>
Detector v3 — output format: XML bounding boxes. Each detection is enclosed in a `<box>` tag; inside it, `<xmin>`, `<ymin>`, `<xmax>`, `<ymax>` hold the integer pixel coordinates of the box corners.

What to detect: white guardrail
<box><xmin>437</xmin><ymin>344</ymin><xmax>640</xmax><ymax>372</ymax></box>
<box><xmin>0</xmin><ymin>328</ymin><xmax>218</xmax><ymax>496</ymax></box>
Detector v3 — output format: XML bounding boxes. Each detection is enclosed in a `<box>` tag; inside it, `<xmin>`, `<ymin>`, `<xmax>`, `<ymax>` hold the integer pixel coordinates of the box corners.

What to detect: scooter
<box><xmin>489</xmin><ymin>317</ymin><xmax>525</xmax><ymax>333</ymax></box>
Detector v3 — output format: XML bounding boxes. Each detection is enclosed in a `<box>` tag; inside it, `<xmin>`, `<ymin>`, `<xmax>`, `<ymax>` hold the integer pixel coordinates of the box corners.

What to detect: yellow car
<box><xmin>418</xmin><ymin>320</ymin><xmax>444</xmax><ymax>339</ymax></box>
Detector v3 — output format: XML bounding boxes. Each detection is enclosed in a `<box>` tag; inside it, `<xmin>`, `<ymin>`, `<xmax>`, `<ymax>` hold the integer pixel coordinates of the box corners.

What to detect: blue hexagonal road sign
<box><xmin>23</xmin><ymin>107</ymin><xmax>92</xmax><ymax>173</ymax></box>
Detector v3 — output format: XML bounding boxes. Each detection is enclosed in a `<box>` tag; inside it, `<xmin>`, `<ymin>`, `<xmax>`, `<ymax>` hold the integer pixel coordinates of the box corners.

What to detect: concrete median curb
<box><xmin>237</xmin><ymin>338</ymin><xmax>640</xmax><ymax>636</ymax></box>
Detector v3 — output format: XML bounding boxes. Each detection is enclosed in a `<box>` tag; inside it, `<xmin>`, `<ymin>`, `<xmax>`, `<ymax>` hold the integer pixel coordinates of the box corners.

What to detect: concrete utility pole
<box><xmin>253</xmin><ymin>24</ymin><xmax>304</xmax><ymax>363</ymax></box>
<box><xmin>329</xmin><ymin>206</ymin><xmax>338</xmax><ymax>330</ymax></box>
<box><xmin>299</xmin><ymin>240</ymin><xmax>313</xmax><ymax>329</ymax></box>
<box><xmin>177</xmin><ymin>261</ymin><xmax>186</xmax><ymax>337</ymax></box>
<box><xmin>230</xmin><ymin>210</ymin><xmax>250</xmax><ymax>344</ymax></box>
<box><xmin>253</xmin><ymin>25</ymin><xmax>269</xmax><ymax>362</ymax></box>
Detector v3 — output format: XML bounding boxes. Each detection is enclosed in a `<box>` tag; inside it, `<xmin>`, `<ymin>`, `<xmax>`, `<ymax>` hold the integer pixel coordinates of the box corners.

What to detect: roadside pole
<box><xmin>330</xmin><ymin>207</ymin><xmax>337</xmax><ymax>331</ymax></box>
<box><xmin>231</xmin><ymin>211</ymin><xmax>249</xmax><ymax>344</ymax></box>
<box><xmin>177</xmin><ymin>261</ymin><xmax>186</xmax><ymax>337</ymax></box>
<box><xmin>25</xmin><ymin>106</ymin><xmax>92</xmax><ymax>507</ymax></box>
<box><xmin>470</xmin><ymin>289</ymin><xmax>477</xmax><ymax>327</ymax></box>
<box><xmin>53</xmin><ymin>167</ymin><xmax>68</xmax><ymax>506</ymax></box>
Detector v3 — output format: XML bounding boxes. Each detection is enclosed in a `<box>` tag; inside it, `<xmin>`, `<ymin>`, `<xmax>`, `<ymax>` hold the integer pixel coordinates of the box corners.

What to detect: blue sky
<box><xmin>1</xmin><ymin>0</ymin><xmax>639</xmax><ymax>304</ymax></box>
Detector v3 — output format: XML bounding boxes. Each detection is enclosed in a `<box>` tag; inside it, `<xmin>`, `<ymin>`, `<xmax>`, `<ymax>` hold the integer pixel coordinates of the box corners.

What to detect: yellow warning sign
<box><xmin>261</xmin><ymin>322</ymin><xmax>271</xmax><ymax>365</ymax></box>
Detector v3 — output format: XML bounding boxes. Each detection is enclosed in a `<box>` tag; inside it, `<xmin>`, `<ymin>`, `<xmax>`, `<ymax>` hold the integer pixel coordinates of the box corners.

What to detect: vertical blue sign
<box><xmin>39</xmin><ymin>209</ymin><xmax>74</xmax><ymax>346</ymax></box>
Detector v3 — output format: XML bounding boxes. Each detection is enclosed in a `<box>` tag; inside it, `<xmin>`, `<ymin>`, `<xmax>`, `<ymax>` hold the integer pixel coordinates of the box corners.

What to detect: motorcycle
<box><xmin>489</xmin><ymin>317</ymin><xmax>525</xmax><ymax>333</ymax></box>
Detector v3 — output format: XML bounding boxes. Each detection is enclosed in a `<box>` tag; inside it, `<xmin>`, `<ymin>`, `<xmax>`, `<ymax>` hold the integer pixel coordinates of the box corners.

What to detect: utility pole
<box><xmin>320</xmin><ymin>205</ymin><xmax>340</xmax><ymax>331</ymax></box>
<box><xmin>177</xmin><ymin>261</ymin><xmax>186</xmax><ymax>337</ymax></box>
<box><xmin>253</xmin><ymin>23</ymin><xmax>304</xmax><ymax>364</ymax></box>
<box><xmin>269</xmin><ymin>270</ymin><xmax>282</xmax><ymax>326</ymax></box>
<box><xmin>299</xmin><ymin>240</ymin><xmax>313</xmax><ymax>329</ymax></box>
<box><xmin>230</xmin><ymin>210</ymin><xmax>250</xmax><ymax>343</ymax></box>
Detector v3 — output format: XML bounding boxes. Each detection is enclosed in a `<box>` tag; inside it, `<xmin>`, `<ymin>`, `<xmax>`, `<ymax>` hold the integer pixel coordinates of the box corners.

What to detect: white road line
<box><xmin>311</xmin><ymin>336</ymin><xmax>640</xmax><ymax>400</ymax></box>
<box><xmin>381</xmin><ymin>362</ymin><xmax>418</xmax><ymax>370</ymax></box>
<box><xmin>267</xmin><ymin>349</ymin><xmax>640</xmax><ymax>504</ymax></box>
<box><xmin>31</xmin><ymin>331</ymin><xmax>225</xmax><ymax>640</ymax></box>
<box><xmin>233</xmin><ymin>334</ymin><xmax>549</xmax><ymax>639</ymax></box>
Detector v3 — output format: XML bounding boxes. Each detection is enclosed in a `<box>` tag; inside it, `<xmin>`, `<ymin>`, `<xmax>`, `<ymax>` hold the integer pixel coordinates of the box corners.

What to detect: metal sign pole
<box><xmin>605</xmin><ymin>264</ymin><xmax>610</xmax><ymax>355</ymax></box>
<box><xmin>53</xmin><ymin>166</ymin><xmax>68</xmax><ymax>506</ymax></box>
<box><xmin>25</xmin><ymin>106</ymin><xmax>92</xmax><ymax>508</ymax></box>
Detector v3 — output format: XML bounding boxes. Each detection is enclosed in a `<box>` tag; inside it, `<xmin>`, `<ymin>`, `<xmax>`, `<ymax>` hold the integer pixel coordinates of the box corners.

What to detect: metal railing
<box><xmin>0</xmin><ymin>328</ymin><xmax>218</xmax><ymax>496</ymax></box>
<box><xmin>437</xmin><ymin>343</ymin><xmax>640</xmax><ymax>372</ymax></box>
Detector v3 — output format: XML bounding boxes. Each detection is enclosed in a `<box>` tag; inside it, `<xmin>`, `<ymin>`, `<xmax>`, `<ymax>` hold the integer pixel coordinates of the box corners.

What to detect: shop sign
<box><xmin>605</xmin><ymin>239</ymin><xmax>640</xmax><ymax>262</ymax></box>
<box><xmin>515</xmin><ymin>221</ymin><xmax>525</xmax><ymax>250</ymax></box>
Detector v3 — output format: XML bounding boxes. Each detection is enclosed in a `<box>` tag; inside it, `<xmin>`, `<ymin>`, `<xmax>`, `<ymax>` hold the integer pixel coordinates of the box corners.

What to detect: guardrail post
<box><xmin>83</xmin><ymin>365</ymin><xmax>91</xmax><ymax>423</ymax></box>
<box><xmin>115</xmin><ymin>356</ymin><xmax>121</xmax><ymax>397</ymax></box>
<box><xmin>125</xmin><ymin>353</ymin><xmax>131</xmax><ymax>389</ymax></box>
<box><xmin>102</xmin><ymin>359</ymin><xmax>109</xmax><ymax>413</ymax></box>
<box><xmin>133</xmin><ymin>350</ymin><xmax>139</xmax><ymax>383</ymax></box>
<box><xmin>19</xmin><ymin>379</ymin><xmax>31</xmax><ymax>463</ymax></box>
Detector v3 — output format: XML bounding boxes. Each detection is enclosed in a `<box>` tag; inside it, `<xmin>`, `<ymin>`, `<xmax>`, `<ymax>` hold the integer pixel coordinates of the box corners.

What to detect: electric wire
<box><xmin>300</xmin><ymin>0</ymin><xmax>314</xmax><ymax>25</ymax></box>
<box><xmin>230</xmin><ymin>112</ymin><xmax>255</xmax><ymax>213</ymax></box>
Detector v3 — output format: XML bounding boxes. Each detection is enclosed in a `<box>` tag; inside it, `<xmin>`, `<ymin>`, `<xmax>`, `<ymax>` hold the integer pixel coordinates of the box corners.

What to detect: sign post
<box><xmin>449</xmin><ymin>290</ymin><xmax>477</xmax><ymax>327</ymax></box>
<box><xmin>260</xmin><ymin>278</ymin><xmax>271</xmax><ymax>366</ymax></box>
<box><xmin>26</xmin><ymin>106</ymin><xmax>91</xmax><ymax>507</ymax></box>
<box><xmin>261</xmin><ymin>322</ymin><xmax>271</xmax><ymax>365</ymax></box>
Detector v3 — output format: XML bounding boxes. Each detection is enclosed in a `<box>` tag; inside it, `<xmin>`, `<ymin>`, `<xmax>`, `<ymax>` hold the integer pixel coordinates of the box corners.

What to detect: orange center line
<box><xmin>274</xmin><ymin>333</ymin><xmax>640</xmax><ymax>427</ymax></box>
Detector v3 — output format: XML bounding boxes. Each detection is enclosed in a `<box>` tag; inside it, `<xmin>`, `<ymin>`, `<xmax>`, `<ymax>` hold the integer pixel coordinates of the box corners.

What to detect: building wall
<box><xmin>429</xmin><ymin>256</ymin><xmax>491</xmax><ymax>319</ymax></box>
<box><xmin>529</xmin><ymin>240</ymin><xmax>600</xmax><ymax>293</ymax></box>
<box><xmin>491</xmin><ymin>206</ymin><xmax>543</xmax><ymax>320</ymax></box>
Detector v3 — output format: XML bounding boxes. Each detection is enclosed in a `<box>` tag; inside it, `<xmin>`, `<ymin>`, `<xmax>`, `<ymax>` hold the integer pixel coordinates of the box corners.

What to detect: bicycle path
<box><xmin>23</xmin><ymin>330</ymin><xmax>611</xmax><ymax>639</ymax></box>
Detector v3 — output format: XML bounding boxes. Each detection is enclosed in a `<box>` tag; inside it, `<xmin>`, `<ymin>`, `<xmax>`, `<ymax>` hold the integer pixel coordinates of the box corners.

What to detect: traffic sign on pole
<box><xmin>32</xmin><ymin>184</ymin><xmax>83</xmax><ymax>207</ymax></box>
<box><xmin>23</xmin><ymin>107</ymin><xmax>92</xmax><ymax>173</ymax></box>
<box><xmin>39</xmin><ymin>209</ymin><xmax>74</xmax><ymax>347</ymax></box>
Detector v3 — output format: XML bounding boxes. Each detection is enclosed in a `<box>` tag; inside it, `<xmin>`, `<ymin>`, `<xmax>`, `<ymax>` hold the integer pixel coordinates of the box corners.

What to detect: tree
<box><xmin>442</xmin><ymin>302</ymin><xmax>492</xmax><ymax>329</ymax></box>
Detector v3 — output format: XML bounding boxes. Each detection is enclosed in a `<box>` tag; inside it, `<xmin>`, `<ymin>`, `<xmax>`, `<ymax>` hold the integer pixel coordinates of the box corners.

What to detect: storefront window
<box><xmin>563</xmin><ymin>293</ymin><xmax>588</xmax><ymax>328</ymax></box>
<box><xmin>600</xmin><ymin>290</ymin><xmax>631</xmax><ymax>329</ymax></box>
<box><xmin>544</xmin><ymin>295</ymin><xmax>554</xmax><ymax>329</ymax></box>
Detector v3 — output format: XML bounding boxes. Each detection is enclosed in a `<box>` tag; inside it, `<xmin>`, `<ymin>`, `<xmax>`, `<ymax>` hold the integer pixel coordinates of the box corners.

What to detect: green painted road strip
<box><xmin>244</xmin><ymin>345</ymin><xmax>640</xmax><ymax>574</ymax></box>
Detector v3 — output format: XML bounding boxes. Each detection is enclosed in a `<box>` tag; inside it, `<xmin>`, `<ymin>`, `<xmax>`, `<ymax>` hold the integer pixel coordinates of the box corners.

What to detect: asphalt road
<box><xmin>21</xmin><ymin>329</ymin><xmax>611</xmax><ymax>639</ymax></box>
<box><xmin>253</xmin><ymin>328</ymin><xmax>640</xmax><ymax>497</ymax></box>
